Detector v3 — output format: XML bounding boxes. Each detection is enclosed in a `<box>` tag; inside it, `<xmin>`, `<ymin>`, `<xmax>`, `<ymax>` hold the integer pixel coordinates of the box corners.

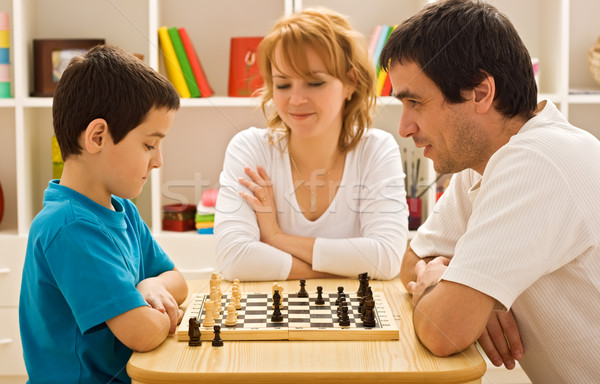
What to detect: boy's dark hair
<box><xmin>53</xmin><ymin>44</ymin><xmax>180</xmax><ymax>160</ymax></box>
<box><xmin>380</xmin><ymin>0</ymin><xmax>537</xmax><ymax>119</ymax></box>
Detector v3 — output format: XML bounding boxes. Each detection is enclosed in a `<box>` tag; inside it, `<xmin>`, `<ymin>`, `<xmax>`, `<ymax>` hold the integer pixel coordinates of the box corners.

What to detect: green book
<box><xmin>167</xmin><ymin>27</ymin><xmax>201</xmax><ymax>98</ymax></box>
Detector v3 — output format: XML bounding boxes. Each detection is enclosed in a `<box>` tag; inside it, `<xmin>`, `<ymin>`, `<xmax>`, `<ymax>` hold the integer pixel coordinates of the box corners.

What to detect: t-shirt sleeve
<box><xmin>214</xmin><ymin>129</ymin><xmax>292</xmax><ymax>281</ymax></box>
<box><xmin>442</xmin><ymin>144</ymin><xmax>594</xmax><ymax>310</ymax></box>
<box><xmin>45</xmin><ymin>220</ymin><xmax>149</xmax><ymax>334</ymax></box>
<box><xmin>128</xmin><ymin>200</ymin><xmax>175</xmax><ymax>278</ymax></box>
<box><xmin>410</xmin><ymin>170</ymin><xmax>475</xmax><ymax>258</ymax></box>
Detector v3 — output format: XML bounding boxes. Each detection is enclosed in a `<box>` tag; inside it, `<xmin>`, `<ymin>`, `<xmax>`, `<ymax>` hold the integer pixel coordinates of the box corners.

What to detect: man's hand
<box><xmin>406</xmin><ymin>256</ymin><xmax>450</xmax><ymax>305</ymax></box>
<box><xmin>478</xmin><ymin>310</ymin><xmax>524</xmax><ymax>369</ymax></box>
<box><xmin>137</xmin><ymin>277</ymin><xmax>183</xmax><ymax>334</ymax></box>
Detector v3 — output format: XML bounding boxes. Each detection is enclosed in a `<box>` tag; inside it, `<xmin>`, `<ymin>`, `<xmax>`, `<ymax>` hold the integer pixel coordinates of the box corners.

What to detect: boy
<box><xmin>19</xmin><ymin>45</ymin><xmax>188</xmax><ymax>383</ymax></box>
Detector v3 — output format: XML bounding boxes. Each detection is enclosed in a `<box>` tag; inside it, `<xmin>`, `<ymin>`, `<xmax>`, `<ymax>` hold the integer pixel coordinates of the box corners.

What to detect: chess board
<box><xmin>177</xmin><ymin>291</ymin><xmax>399</xmax><ymax>341</ymax></box>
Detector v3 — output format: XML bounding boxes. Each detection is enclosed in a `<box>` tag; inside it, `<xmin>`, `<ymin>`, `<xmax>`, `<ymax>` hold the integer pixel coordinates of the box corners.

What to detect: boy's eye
<box><xmin>145</xmin><ymin>144</ymin><xmax>155</xmax><ymax>150</ymax></box>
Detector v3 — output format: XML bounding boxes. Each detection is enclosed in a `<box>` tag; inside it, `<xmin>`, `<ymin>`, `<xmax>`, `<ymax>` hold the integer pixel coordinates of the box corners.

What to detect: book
<box><xmin>228</xmin><ymin>37</ymin><xmax>264</xmax><ymax>97</ymax></box>
<box><xmin>167</xmin><ymin>27</ymin><xmax>200</xmax><ymax>98</ymax></box>
<box><xmin>178</xmin><ymin>27</ymin><xmax>214</xmax><ymax>97</ymax></box>
<box><xmin>158</xmin><ymin>26</ymin><xmax>191</xmax><ymax>98</ymax></box>
<box><xmin>367</xmin><ymin>25</ymin><xmax>383</xmax><ymax>67</ymax></box>
<box><xmin>380</xmin><ymin>72</ymin><xmax>392</xmax><ymax>97</ymax></box>
<box><xmin>373</xmin><ymin>25</ymin><xmax>391</xmax><ymax>77</ymax></box>
<box><xmin>376</xmin><ymin>25</ymin><xmax>397</xmax><ymax>96</ymax></box>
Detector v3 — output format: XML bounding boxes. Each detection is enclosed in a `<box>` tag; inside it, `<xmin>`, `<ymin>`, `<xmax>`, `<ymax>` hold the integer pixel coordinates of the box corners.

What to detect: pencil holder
<box><xmin>407</xmin><ymin>197</ymin><xmax>421</xmax><ymax>230</ymax></box>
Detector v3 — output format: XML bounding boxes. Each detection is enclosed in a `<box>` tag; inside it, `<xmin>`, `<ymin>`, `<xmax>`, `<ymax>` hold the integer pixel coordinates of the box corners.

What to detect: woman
<box><xmin>214</xmin><ymin>8</ymin><xmax>408</xmax><ymax>281</ymax></box>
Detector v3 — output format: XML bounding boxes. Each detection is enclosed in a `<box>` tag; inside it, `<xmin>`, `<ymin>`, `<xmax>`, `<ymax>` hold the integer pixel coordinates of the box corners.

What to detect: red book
<box><xmin>228</xmin><ymin>37</ymin><xmax>264</xmax><ymax>97</ymax></box>
<box><xmin>178</xmin><ymin>27</ymin><xmax>214</xmax><ymax>97</ymax></box>
<box><xmin>381</xmin><ymin>72</ymin><xmax>392</xmax><ymax>97</ymax></box>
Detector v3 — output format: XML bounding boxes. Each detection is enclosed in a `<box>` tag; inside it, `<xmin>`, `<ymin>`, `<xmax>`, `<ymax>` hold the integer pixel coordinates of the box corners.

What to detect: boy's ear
<box><xmin>83</xmin><ymin>118</ymin><xmax>109</xmax><ymax>154</ymax></box>
<box><xmin>472</xmin><ymin>73</ymin><xmax>495</xmax><ymax>114</ymax></box>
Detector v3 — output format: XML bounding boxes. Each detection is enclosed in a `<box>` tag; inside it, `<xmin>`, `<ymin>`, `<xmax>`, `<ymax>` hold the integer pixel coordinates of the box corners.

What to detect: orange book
<box><xmin>228</xmin><ymin>37</ymin><xmax>263</xmax><ymax>97</ymax></box>
<box><xmin>178</xmin><ymin>27</ymin><xmax>214</xmax><ymax>97</ymax></box>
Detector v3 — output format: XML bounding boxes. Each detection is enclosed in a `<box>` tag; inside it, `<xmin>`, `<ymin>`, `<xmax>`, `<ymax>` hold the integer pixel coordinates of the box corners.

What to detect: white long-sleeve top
<box><xmin>214</xmin><ymin>127</ymin><xmax>408</xmax><ymax>281</ymax></box>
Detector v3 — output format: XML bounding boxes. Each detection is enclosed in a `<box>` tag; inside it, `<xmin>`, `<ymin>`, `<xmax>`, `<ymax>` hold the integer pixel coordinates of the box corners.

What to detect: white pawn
<box><xmin>228</xmin><ymin>298</ymin><xmax>238</xmax><ymax>317</ymax></box>
<box><xmin>232</xmin><ymin>286</ymin><xmax>242</xmax><ymax>310</ymax></box>
<box><xmin>224</xmin><ymin>303</ymin><xmax>238</xmax><ymax>326</ymax></box>
<box><xmin>202</xmin><ymin>300</ymin><xmax>215</xmax><ymax>327</ymax></box>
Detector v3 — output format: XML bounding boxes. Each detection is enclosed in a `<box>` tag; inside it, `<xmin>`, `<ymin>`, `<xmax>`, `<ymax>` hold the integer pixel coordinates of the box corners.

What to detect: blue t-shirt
<box><xmin>19</xmin><ymin>180</ymin><xmax>175</xmax><ymax>384</ymax></box>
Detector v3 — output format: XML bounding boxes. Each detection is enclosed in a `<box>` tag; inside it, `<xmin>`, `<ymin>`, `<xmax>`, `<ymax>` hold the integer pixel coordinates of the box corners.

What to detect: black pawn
<box><xmin>188</xmin><ymin>317</ymin><xmax>201</xmax><ymax>346</ymax></box>
<box><xmin>315</xmin><ymin>286</ymin><xmax>325</xmax><ymax>305</ymax></box>
<box><xmin>212</xmin><ymin>325</ymin><xmax>223</xmax><ymax>347</ymax></box>
<box><xmin>335</xmin><ymin>286</ymin><xmax>344</xmax><ymax>305</ymax></box>
<box><xmin>339</xmin><ymin>305</ymin><xmax>351</xmax><ymax>327</ymax></box>
<box><xmin>271</xmin><ymin>290</ymin><xmax>284</xmax><ymax>322</ymax></box>
<box><xmin>298</xmin><ymin>279</ymin><xmax>308</xmax><ymax>298</ymax></box>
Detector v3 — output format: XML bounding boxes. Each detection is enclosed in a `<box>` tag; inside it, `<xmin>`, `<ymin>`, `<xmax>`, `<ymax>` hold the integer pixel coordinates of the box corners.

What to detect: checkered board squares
<box><xmin>178</xmin><ymin>291</ymin><xmax>399</xmax><ymax>341</ymax></box>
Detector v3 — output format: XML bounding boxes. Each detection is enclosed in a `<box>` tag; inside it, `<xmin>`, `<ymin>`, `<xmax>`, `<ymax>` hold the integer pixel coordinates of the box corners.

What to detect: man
<box><xmin>380</xmin><ymin>1</ymin><xmax>600</xmax><ymax>383</ymax></box>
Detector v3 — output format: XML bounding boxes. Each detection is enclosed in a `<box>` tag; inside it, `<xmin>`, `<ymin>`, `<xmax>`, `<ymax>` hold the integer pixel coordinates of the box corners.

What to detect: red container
<box><xmin>407</xmin><ymin>197</ymin><xmax>421</xmax><ymax>230</ymax></box>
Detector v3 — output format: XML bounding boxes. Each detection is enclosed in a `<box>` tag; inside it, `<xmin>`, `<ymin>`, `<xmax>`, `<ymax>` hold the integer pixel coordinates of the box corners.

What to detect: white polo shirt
<box><xmin>411</xmin><ymin>101</ymin><xmax>600</xmax><ymax>383</ymax></box>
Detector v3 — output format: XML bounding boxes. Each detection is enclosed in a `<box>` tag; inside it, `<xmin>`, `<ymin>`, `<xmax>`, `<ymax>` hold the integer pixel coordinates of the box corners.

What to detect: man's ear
<box><xmin>472</xmin><ymin>73</ymin><xmax>495</xmax><ymax>114</ymax></box>
<box><xmin>83</xmin><ymin>118</ymin><xmax>109</xmax><ymax>154</ymax></box>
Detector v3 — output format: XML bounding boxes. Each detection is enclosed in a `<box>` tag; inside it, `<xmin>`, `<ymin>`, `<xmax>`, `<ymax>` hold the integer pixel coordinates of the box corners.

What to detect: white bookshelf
<box><xmin>1</xmin><ymin>0</ymin><xmax>599</xmax><ymax>379</ymax></box>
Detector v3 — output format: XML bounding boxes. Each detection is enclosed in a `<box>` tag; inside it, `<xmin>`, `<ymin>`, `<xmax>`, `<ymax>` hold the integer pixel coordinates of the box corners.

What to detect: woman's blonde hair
<box><xmin>258</xmin><ymin>7</ymin><xmax>376</xmax><ymax>152</ymax></box>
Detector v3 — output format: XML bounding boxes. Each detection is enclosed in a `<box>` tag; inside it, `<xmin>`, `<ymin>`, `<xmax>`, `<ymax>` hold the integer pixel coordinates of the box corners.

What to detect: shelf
<box><xmin>21</xmin><ymin>97</ymin><xmax>52</xmax><ymax>108</ymax></box>
<box><xmin>180</xmin><ymin>97</ymin><xmax>261</xmax><ymax>108</ymax></box>
<box><xmin>0</xmin><ymin>99</ymin><xmax>15</xmax><ymax>107</ymax></box>
<box><xmin>568</xmin><ymin>93</ymin><xmax>600</xmax><ymax>104</ymax></box>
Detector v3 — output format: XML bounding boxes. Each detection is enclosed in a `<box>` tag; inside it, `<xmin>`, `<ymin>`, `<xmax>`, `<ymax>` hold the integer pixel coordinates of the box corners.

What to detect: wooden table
<box><xmin>127</xmin><ymin>278</ymin><xmax>486</xmax><ymax>383</ymax></box>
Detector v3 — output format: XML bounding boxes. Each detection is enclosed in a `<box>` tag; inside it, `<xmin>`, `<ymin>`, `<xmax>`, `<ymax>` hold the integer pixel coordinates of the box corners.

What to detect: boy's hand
<box><xmin>137</xmin><ymin>277</ymin><xmax>182</xmax><ymax>334</ymax></box>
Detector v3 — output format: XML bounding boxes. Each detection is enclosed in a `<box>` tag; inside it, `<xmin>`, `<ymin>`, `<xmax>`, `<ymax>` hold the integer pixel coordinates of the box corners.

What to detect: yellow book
<box><xmin>376</xmin><ymin>67</ymin><xmax>388</xmax><ymax>96</ymax></box>
<box><xmin>376</xmin><ymin>25</ymin><xmax>397</xmax><ymax>96</ymax></box>
<box><xmin>195</xmin><ymin>221</ymin><xmax>214</xmax><ymax>229</ymax></box>
<box><xmin>158</xmin><ymin>26</ymin><xmax>190</xmax><ymax>98</ymax></box>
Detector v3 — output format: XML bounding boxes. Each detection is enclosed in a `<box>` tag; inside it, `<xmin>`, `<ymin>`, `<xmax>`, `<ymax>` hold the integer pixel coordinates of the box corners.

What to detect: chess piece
<box><xmin>315</xmin><ymin>286</ymin><xmax>325</xmax><ymax>305</ymax></box>
<box><xmin>339</xmin><ymin>305</ymin><xmax>351</xmax><ymax>327</ymax></box>
<box><xmin>232</xmin><ymin>286</ymin><xmax>242</xmax><ymax>310</ymax></box>
<box><xmin>272</xmin><ymin>283</ymin><xmax>284</xmax><ymax>309</ymax></box>
<box><xmin>211</xmin><ymin>290</ymin><xmax>221</xmax><ymax>319</ymax></box>
<box><xmin>212</xmin><ymin>325</ymin><xmax>224</xmax><ymax>347</ymax></box>
<box><xmin>271</xmin><ymin>290</ymin><xmax>284</xmax><ymax>322</ymax></box>
<box><xmin>224</xmin><ymin>303</ymin><xmax>238</xmax><ymax>327</ymax></box>
<box><xmin>297</xmin><ymin>279</ymin><xmax>308</xmax><ymax>298</ymax></box>
<box><xmin>188</xmin><ymin>317</ymin><xmax>202</xmax><ymax>346</ymax></box>
<box><xmin>357</xmin><ymin>272</ymin><xmax>370</xmax><ymax>297</ymax></box>
<box><xmin>363</xmin><ymin>299</ymin><xmax>376</xmax><ymax>328</ymax></box>
<box><xmin>202</xmin><ymin>300</ymin><xmax>216</xmax><ymax>327</ymax></box>
<box><xmin>337</xmin><ymin>300</ymin><xmax>348</xmax><ymax>319</ymax></box>
<box><xmin>335</xmin><ymin>286</ymin><xmax>345</xmax><ymax>305</ymax></box>
<box><xmin>360</xmin><ymin>286</ymin><xmax>373</xmax><ymax>316</ymax></box>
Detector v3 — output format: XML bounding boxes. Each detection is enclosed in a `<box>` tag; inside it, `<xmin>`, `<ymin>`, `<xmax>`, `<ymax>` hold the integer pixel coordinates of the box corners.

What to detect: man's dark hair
<box><xmin>53</xmin><ymin>44</ymin><xmax>180</xmax><ymax>160</ymax></box>
<box><xmin>380</xmin><ymin>0</ymin><xmax>537</xmax><ymax>119</ymax></box>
